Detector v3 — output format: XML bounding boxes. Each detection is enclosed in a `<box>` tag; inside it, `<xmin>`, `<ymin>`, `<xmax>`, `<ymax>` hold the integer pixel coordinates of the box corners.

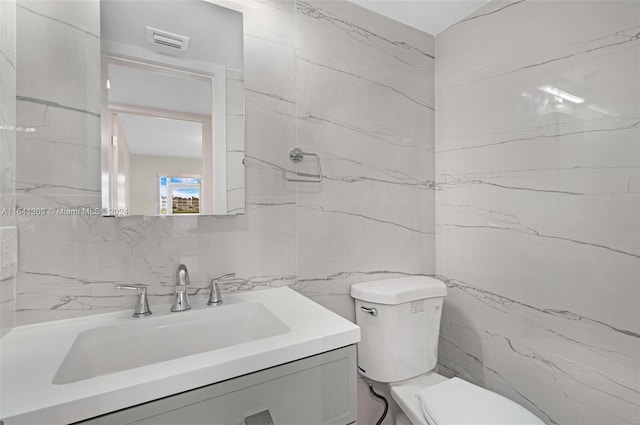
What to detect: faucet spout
<box><xmin>176</xmin><ymin>264</ymin><xmax>190</xmax><ymax>286</ymax></box>
<box><xmin>171</xmin><ymin>264</ymin><xmax>191</xmax><ymax>312</ymax></box>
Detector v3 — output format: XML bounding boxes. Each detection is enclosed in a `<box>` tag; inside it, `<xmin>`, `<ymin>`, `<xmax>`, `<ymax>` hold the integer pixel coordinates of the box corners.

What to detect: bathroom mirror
<box><xmin>100</xmin><ymin>0</ymin><xmax>245</xmax><ymax>216</ymax></box>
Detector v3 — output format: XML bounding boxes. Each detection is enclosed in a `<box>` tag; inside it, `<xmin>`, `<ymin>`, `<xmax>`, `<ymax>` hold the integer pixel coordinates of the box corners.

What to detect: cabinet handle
<box><xmin>244</xmin><ymin>409</ymin><xmax>274</xmax><ymax>425</ymax></box>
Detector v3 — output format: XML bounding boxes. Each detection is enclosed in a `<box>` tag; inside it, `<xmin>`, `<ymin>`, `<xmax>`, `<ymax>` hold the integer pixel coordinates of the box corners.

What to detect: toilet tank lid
<box><xmin>350</xmin><ymin>276</ymin><xmax>447</xmax><ymax>305</ymax></box>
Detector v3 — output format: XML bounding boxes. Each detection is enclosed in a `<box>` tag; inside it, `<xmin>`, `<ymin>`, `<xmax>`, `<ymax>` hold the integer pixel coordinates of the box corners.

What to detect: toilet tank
<box><xmin>351</xmin><ymin>276</ymin><xmax>447</xmax><ymax>383</ymax></box>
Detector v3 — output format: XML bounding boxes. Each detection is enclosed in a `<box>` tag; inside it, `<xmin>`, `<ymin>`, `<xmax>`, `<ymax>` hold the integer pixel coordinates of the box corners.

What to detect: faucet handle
<box><xmin>212</xmin><ymin>272</ymin><xmax>236</xmax><ymax>282</ymax></box>
<box><xmin>208</xmin><ymin>281</ymin><xmax>223</xmax><ymax>306</ymax></box>
<box><xmin>115</xmin><ymin>284</ymin><xmax>152</xmax><ymax>318</ymax></box>
<box><xmin>208</xmin><ymin>273</ymin><xmax>234</xmax><ymax>306</ymax></box>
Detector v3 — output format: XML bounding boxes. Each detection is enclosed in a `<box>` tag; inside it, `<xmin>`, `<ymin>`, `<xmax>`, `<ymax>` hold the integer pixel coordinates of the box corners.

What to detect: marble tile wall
<box><xmin>294</xmin><ymin>0</ymin><xmax>435</xmax><ymax>331</ymax></box>
<box><xmin>435</xmin><ymin>1</ymin><xmax>640</xmax><ymax>424</ymax></box>
<box><xmin>0</xmin><ymin>0</ymin><xmax>17</xmax><ymax>337</ymax></box>
<box><xmin>293</xmin><ymin>3</ymin><xmax>435</xmax><ymax>422</ymax></box>
<box><xmin>15</xmin><ymin>0</ymin><xmax>116</xmax><ymax>324</ymax></box>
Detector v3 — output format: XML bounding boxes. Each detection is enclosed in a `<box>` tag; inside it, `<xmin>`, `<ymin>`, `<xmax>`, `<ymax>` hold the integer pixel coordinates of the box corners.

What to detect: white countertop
<box><xmin>0</xmin><ymin>287</ymin><xmax>360</xmax><ymax>424</ymax></box>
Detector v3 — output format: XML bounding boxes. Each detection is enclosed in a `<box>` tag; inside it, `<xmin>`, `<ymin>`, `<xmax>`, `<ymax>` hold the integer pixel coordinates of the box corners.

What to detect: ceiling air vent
<box><xmin>146</xmin><ymin>27</ymin><xmax>190</xmax><ymax>51</ymax></box>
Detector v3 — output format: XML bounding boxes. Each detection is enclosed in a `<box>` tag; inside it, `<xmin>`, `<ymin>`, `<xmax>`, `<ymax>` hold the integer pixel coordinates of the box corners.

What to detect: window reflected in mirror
<box><xmin>159</xmin><ymin>176</ymin><xmax>202</xmax><ymax>215</ymax></box>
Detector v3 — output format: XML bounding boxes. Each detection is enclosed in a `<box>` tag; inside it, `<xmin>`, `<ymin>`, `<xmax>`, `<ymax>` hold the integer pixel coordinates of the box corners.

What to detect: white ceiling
<box><xmin>118</xmin><ymin>114</ymin><xmax>203</xmax><ymax>159</ymax></box>
<box><xmin>108</xmin><ymin>63</ymin><xmax>211</xmax><ymax>116</ymax></box>
<box><xmin>108</xmin><ymin>63</ymin><xmax>209</xmax><ymax>159</ymax></box>
<box><xmin>346</xmin><ymin>0</ymin><xmax>491</xmax><ymax>35</ymax></box>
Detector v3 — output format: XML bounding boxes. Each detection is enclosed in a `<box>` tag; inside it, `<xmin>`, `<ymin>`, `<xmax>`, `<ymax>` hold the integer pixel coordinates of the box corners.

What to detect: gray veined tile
<box><xmin>231</xmin><ymin>0</ymin><xmax>295</xmax><ymax>47</ymax></box>
<box><xmin>295</xmin><ymin>49</ymin><xmax>434</xmax><ymax>111</ymax></box>
<box><xmin>436</xmin><ymin>164</ymin><xmax>640</xmax><ymax>196</ymax></box>
<box><xmin>297</xmin><ymin>199</ymin><xmax>435</xmax><ymax>282</ymax></box>
<box><xmin>0</xmin><ymin>0</ymin><xmax>17</xmax><ymax>69</ymax></box>
<box><xmin>481</xmin><ymin>332</ymin><xmax>640</xmax><ymax>425</ymax></box>
<box><xmin>244</xmin><ymin>32</ymin><xmax>296</xmax><ymax>103</ymax></box>
<box><xmin>296</xmin><ymin>0</ymin><xmax>433</xmax><ymax>74</ymax></box>
<box><xmin>437</xmin><ymin>195</ymin><xmax>640</xmax><ymax>260</ymax></box>
<box><xmin>450</xmin><ymin>0</ymin><xmax>526</xmax><ymax>29</ymax></box>
<box><xmin>17</xmin><ymin>2</ymin><xmax>100</xmax><ymax>115</ymax></box>
<box><xmin>436</xmin><ymin>0</ymin><xmax>639</xmax><ymax>89</ymax></box>
<box><xmin>296</xmin><ymin>54</ymin><xmax>433</xmax><ymax>156</ymax></box>
<box><xmin>16</xmin><ymin>1</ymin><xmax>99</xmax><ymax>38</ymax></box>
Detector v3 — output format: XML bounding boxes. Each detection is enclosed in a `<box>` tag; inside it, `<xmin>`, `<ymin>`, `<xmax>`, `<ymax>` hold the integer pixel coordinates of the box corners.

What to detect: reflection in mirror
<box><xmin>100</xmin><ymin>0</ymin><xmax>245</xmax><ymax>216</ymax></box>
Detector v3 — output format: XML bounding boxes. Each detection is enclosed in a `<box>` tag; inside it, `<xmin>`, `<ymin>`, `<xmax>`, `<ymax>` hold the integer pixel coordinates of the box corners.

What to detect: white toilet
<box><xmin>351</xmin><ymin>276</ymin><xmax>545</xmax><ymax>425</ymax></box>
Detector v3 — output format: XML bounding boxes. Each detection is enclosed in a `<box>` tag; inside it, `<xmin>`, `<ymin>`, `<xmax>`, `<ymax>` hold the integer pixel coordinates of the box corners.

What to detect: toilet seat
<box><xmin>418</xmin><ymin>377</ymin><xmax>544</xmax><ymax>425</ymax></box>
<box><xmin>391</xmin><ymin>374</ymin><xmax>545</xmax><ymax>425</ymax></box>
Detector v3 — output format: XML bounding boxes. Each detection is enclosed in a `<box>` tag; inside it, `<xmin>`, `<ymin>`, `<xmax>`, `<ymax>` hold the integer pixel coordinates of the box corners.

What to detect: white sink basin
<box><xmin>0</xmin><ymin>287</ymin><xmax>360</xmax><ymax>425</ymax></box>
<box><xmin>52</xmin><ymin>302</ymin><xmax>290</xmax><ymax>384</ymax></box>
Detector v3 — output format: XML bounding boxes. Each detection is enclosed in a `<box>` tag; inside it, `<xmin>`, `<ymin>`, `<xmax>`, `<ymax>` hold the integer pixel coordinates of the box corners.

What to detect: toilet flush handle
<box><xmin>360</xmin><ymin>306</ymin><xmax>378</xmax><ymax>316</ymax></box>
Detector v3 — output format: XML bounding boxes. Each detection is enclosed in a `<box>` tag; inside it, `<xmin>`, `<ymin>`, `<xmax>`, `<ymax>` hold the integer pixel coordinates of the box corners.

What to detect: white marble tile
<box><xmin>293</xmin><ymin>5</ymin><xmax>436</xmax><ymax>420</ymax></box>
<box><xmin>437</xmin><ymin>1</ymin><xmax>639</xmax><ymax>89</ymax></box>
<box><xmin>439</xmin><ymin>193</ymin><xmax>639</xmax><ymax>260</ymax></box>
<box><xmin>195</xmin><ymin>202</ymin><xmax>297</xmax><ymax>287</ymax></box>
<box><xmin>0</xmin><ymin>123</ymin><xmax>16</xmax><ymax>218</ymax></box>
<box><xmin>243</xmin><ymin>90</ymin><xmax>297</xmax><ymax>200</ymax></box>
<box><xmin>0</xmin><ymin>277</ymin><xmax>15</xmax><ymax>337</ymax></box>
<box><xmin>479</xmin><ymin>333</ymin><xmax>639</xmax><ymax>425</ymax></box>
<box><xmin>0</xmin><ymin>0</ymin><xmax>16</xmax><ymax>69</ymax></box>
<box><xmin>295</xmin><ymin>55</ymin><xmax>434</xmax><ymax>202</ymax></box>
<box><xmin>296</xmin><ymin>0</ymin><xmax>433</xmax><ymax>77</ymax></box>
<box><xmin>13</xmin><ymin>194</ymin><xmax>124</xmax><ymax>325</ymax></box>
<box><xmin>239</xmin><ymin>2</ymin><xmax>297</xmax><ymax>201</ymax></box>
<box><xmin>296</xmin><ymin>198</ymin><xmax>436</xmax><ymax>282</ymax></box>
<box><xmin>437</xmin><ymin>249</ymin><xmax>639</xmax><ymax>378</ymax></box>
<box><xmin>16</xmin><ymin>101</ymin><xmax>101</xmax><ymax>195</ymax></box>
<box><xmin>436</xmin><ymin>1</ymin><xmax>640</xmax><ymax>424</ymax></box>
<box><xmin>243</xmin><ymin>13</ymin><xmax>296</xmax><ymax>103</ymax></box>
<box><xmin>294</xmin><ymin>4</ymin><xmax>435</xmax><ymax>420</ymax></box>
<box><xmin>16</xmin><ymin>0</ymin><xmax>99</xmax><ymax>38</ymax></box>
<box><xmin>439</xmin><ymin>314</ymin><xmax>640</xmax><ymax>424</ymax></box>
<box><xmin>217</xmin><ymin>0</ymin><xmax>295</xmax><ymax>47</ymax></box>
<box><xmin>16</xmin><ymin>1</ymin><xmax>100</xmax><ymax>116</ymax></box>
<box><xmin>0</xmin><ymin>0</ymin><xmax>16</xmax><ymax>336</ymax></box>
<box><xmin>436</xmin><ymin>50</ymin><xmax>639</xmax><ymax>179</ymax></box>
<box><xmin>0</xmin><ymin>0</ymin><xmax>16</xmax><ymax>221</ymax></box>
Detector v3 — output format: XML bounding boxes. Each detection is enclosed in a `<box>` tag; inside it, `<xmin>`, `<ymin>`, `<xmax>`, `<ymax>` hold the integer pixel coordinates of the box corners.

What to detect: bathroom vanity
<box><xmin>80</xmin><ymin>346</ymin><xmax>355</xmax><ymax>425</ymax></box>
<box><xmin>0</xmin><ymin>288</ymin><xmax>360</xmax><ymax>425</ymax></box>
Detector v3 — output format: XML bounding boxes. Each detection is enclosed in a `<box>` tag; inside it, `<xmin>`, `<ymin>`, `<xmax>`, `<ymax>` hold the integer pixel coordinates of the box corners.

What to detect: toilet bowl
<box><xmin>350</xmin><ymin>277</ymin><xmax>544</xmax><ymax>425</ymax></box>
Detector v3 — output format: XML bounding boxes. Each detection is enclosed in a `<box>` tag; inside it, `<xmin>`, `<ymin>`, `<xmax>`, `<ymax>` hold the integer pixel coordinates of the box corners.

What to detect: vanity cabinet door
<box><xmin>79</xmin><ymin>346</ymin><xmax>357</xmax><ymax>425</ymax></box>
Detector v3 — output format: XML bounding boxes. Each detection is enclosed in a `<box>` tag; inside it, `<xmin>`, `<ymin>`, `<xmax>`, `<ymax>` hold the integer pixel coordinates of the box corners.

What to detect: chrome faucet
<box><xmin>208</xmin><ymin>273</ymin><xmax>235</xmax><ymax>306</ymax></box>
<box><xmin>171</xmin><ymin>264</ymin><xmax>191</xmax><ymax>312</ymax></box>
<box><xmin>115</xmin><ymin>284</ymin><xmax>152</xmax><ymax>317</ymax></box>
